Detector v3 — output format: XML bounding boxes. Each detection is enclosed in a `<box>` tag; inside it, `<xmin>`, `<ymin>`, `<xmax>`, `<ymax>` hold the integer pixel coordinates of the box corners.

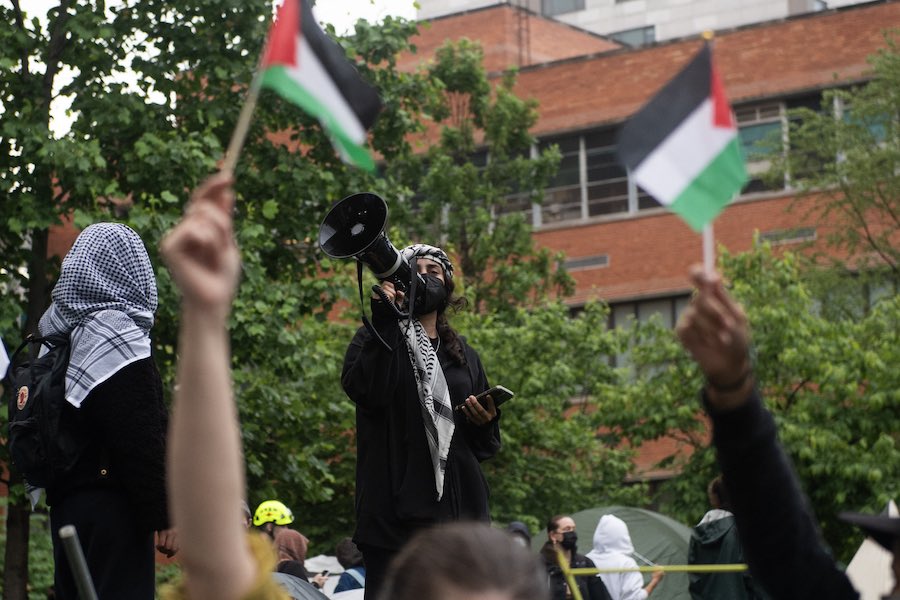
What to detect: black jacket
<box><xmin>541</xmin><ymin>543</ymin><xmax>612</xmax><ymax>600</ymax></box>
<box><xmin>342</xmin><ymin>305</ymin><xmax>501</xmax><ymax>550</ymax></box>
<box><xmin>47</xmin><ymin>357</ymin><xmax>170</xmax><ymax>533</ymax></box>
<box><xmin>709</xmin><ymin>389</ymin><xmax>858</xmax><ymax>600</ymax></box>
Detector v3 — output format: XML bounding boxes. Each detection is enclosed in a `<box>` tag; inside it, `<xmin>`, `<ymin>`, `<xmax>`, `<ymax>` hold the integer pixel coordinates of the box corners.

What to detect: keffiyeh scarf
<box><xmin>399</xmin><ymin>244</ymin><xmax>455</xmax><ymax>500</ymax></box>
<box><xmin>39</xmin><ymin>223</ymin><xmax>158</xmax><ymax>408</ymax></box>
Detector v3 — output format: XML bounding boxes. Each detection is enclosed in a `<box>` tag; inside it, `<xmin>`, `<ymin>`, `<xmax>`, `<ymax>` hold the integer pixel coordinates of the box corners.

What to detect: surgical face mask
<box><xmin>413</xmin><ymin>273</ymin><xmax>448</xmax><ymax>316</ymax></box>
<box><xmin>560</xmin><ymin>530</ymin><xmax>578</xmax><ymax>552</ymax></box>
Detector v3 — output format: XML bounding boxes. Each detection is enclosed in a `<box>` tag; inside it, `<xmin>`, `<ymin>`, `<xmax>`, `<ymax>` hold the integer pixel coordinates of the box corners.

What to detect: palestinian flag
<box><xmin>260</xmin><ymin>0</ymin><xmax>382</xmax><ymax>170</ymax></box>
<box><xmin>618</xmin><ymin>44</ymin><xmax>747</xmax><ymax>231</ymax></box>
<box><xmin>0</xmin><ymin>334</ymin><xmax>8</xmax><ymax>379</ymax></box>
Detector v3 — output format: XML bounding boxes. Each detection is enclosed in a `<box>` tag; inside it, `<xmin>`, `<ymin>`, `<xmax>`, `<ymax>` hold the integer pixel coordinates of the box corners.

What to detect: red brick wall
<box><xmin>512</xmin><ymin>1</ymin><xmax>900</xmax><ymax>135</ymax></box>
<box><xmin>399</xmin><ymin>5</ymin><xmax>620</xmax><ymax>73</ymax></box>
<box><xmin>535</xmin><ymin>192</ymin><xmax>837</xmax><ymax>304</ymax></box>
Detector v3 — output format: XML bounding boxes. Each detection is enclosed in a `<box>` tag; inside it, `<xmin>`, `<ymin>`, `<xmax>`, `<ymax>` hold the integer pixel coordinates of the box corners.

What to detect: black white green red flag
<box><xmin>617</xmin><ymin>44</ymin><xmax>747</xmax><ymax>231</ymax></box>
<box><xmin>260</xmin><ymin>0</ymin><xmax>382</xmax><ymax>171</ymax></box>
<box><xmin>0</xmin><ymin>334</ymin><xmax>8</xmax><ymax>379</ymax></box>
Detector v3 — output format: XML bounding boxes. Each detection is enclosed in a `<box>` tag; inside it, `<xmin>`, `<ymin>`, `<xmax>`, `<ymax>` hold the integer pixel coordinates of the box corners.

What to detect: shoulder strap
<box><xmin>346</xmin><ymin>567</ymin><xmax>365</xmax><ymax>586</ymax></box>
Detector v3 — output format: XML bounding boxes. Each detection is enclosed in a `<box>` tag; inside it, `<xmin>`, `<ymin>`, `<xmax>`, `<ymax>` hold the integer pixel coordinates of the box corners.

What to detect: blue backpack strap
<box><xmin>346</xmin><ymin>567</ymin><xmax>365</xmax><ymax>586</ymax></box>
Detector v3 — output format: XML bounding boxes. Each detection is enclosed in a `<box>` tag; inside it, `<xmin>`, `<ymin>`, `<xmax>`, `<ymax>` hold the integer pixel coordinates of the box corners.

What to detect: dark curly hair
<box><xmin>436</xmin><ymin>273</ymin><xmax>468</xmax><ymax>366</ymax></box>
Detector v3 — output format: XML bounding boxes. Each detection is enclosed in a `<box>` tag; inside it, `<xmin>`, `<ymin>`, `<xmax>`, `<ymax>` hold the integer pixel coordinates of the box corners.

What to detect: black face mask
<box><xmin>560</xmin><ymin>530</ymin><xmax>578</xmax><ymax>552</ymax></box>
<box><xmin>412</xmin><ymin>273</ymin><xmax>448</xmax><ymax>316</ymax></box>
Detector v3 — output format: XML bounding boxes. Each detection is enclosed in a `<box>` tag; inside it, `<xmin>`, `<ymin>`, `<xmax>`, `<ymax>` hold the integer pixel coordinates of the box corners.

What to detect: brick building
<box><xmin>417</xmin><ymin>0</ymin><xmax>869</xmax><ymax>46</ymax></box>
<box><xmin>405</xmin><ymin>0</ymin><xmax>896</xmax><ymax>320</ymax></box>
<box><xmin>404</xmin><ymin>0</ymin><xmax>898</xmax><ymax>480</ymax></box>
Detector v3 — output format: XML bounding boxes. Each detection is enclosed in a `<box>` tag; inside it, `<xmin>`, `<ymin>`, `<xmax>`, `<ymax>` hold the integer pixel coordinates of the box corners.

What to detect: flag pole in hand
<box><xmin>221</xmin><ymin>72</ymin><xmax>263</xmax><ymax>176</ymax></box>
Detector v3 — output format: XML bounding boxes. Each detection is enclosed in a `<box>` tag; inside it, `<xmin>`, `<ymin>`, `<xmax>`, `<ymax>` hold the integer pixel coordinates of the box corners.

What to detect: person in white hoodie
<box><xmin>586</xmin><ymin>515</ymin><xmax>664</xmax><ymax>600</ymax></box>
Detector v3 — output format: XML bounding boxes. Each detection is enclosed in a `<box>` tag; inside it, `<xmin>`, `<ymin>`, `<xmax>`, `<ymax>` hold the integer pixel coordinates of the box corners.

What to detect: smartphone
<box><xmin>456</xmin><ymin>385</ymin><xmax>515</xmax><ymax>411</ymax></box>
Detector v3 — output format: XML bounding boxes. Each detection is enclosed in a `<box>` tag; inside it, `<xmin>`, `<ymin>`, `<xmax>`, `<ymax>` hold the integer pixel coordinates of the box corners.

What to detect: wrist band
<box><xmin>707</xmin><ymin>368</ymin><xmax>752</xmax><ymax>393</ymax></box>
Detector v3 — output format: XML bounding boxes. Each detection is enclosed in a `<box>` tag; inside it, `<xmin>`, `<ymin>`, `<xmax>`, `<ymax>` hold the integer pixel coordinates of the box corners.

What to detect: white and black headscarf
<box><xmin>399</xmin><ymin>244</ymin><xmax>455</xmax><ymax>500</ymax></box>
<box><xmin>39</xmin><ymin>223</ymin><xmax>157</xmax><ymax>408</ymax></box>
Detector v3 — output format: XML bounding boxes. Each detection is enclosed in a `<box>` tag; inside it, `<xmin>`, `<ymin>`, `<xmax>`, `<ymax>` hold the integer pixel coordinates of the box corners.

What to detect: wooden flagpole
<box><xmin>220</xmin><ymin>70</ymin><xmax>264</xmax><ymax>176</ymax></box>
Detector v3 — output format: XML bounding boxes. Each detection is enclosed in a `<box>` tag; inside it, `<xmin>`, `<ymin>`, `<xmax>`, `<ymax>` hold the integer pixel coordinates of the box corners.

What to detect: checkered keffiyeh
<box><xmin>39</xmin><ymin>223</ymin><xmax>157</xmax><ymax>408</ymax></box>
<box><xmin>401</xmin><ymin>317</ymin><xmax>455</xmax><ymax>501</ymax></box>
<box><xmin>399</xmin><ymin>243</ymin><xmax>455</xmax><ymax>500</ymax></box>
<box><xmin>400</xmin><ymin>244</ymin><xmax>454</xmax><ymax>280</ymax></box>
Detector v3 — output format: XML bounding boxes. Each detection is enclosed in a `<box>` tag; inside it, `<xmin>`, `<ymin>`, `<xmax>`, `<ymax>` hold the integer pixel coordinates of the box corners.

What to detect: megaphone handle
<box><xmin>356</xmin><ymin>261</ymin><xmax>397</xmax><ymax>352</ymax></box>
<box><xmin>372</xmin><ymin>285</ymin><xmax>409</xmax><ymax>320</ymax></box>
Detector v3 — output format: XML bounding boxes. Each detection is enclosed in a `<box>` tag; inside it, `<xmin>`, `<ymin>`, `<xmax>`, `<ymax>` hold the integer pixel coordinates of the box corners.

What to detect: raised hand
<box><xmin>161</xmin><ymin>172</ymin><xmax>240</xmax><ymax>313</ymax></box>
<box><xmin>676</xmin><ymin>265</ymin><xmax>753</xmax><ymax>409</ymax></box>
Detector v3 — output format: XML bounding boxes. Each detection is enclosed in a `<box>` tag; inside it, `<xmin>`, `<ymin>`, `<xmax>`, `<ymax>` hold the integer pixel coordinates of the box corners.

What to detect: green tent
<box><xmin>534</xmin><ymin>505</ymin><xmax>693</xmax><ymax>600</ymax></box>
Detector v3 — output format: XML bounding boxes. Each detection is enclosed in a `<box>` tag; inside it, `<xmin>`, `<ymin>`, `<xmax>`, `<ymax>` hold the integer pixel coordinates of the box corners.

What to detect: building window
<box><xmin>585</xmin><ymin>129</ymin><xmax>629</xmax><ymax>217</ymax></box>
<box><xmin>496</xmin><ymin>193</ymin><xmax>535</xmax><ymax>224</ymax></box>
<box><xmin>540</xmin><ymin>134</ymin><xmax>584</xmax><ymax>224</ymax></box>
<box><xmin>542</xmin><ymin>0</ymin><xmax>585</xmax><ymax>16</ymax></box>
<box><xmin>609</xmin><ymin>294</ymin><xmax>691</xmax><ymax>369</ymax></box>
<box><xmin>736</xmin><ymin>101</ymin><xmax>784</xmax><ymax>193</ymax></box>
<box><xmin>564</xmin><ymin>254</ymin><xmax>609</xmax><ymax>271</ymax></box>
<box><xmin>535</xmin><ymin>127</ymin><xmax>661</xmax><ymax>226</ymax></box>
<box><xmin>758</xmin><ymin>227</ymin><xmax>817</xmax><ymax>246</ymax></box>
<box><xmin>734</xmin><ymin>92</ymin><xmax>824</xmax><ymax>193</ymax></box>
<box><xmin>609</xmin><ymin>25</ymin><xmax>655</xmax><ymax>48</ymax></box>
<box><xmin>610</xmin><ymin>295</ymin><xmax>690</xmax><ymax>331</ymax></box>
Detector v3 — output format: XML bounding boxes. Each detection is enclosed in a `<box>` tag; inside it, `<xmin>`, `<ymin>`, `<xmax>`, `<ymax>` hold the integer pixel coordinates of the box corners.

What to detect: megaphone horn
<box><xmin>318</xmin><ymin>192</ymin><xmax>413</xmax><ymax>289</ymax></box>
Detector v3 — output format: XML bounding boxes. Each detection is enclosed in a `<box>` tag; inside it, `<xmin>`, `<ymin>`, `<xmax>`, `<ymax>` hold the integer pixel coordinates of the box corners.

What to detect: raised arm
<box><xmin>160</xmin><ymin>173</ymin><xmax>254</xmax><ymax>600</ymax></box>
<box><xmin>676</xmin><ymin>266</ymin><xmax>857</xmax><ymax>600</ymax></box>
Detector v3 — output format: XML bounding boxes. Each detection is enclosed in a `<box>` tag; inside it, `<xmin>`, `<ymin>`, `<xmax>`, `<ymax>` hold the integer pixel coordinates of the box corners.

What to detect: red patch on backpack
<box><xmin>16</xmin><ymin>386</ymin><xmax>29</xmax><ymax>411</ymax></box>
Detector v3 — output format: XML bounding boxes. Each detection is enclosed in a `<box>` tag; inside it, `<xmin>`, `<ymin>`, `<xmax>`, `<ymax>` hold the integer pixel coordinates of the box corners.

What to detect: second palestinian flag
<box><xmin>260</xmin><ymin>0</ymin><xmax>382</xmax><ymax>171</ymax></box>
<box><xmin>618</xmin><ymin>44</ymin><xmax>747</xmax><ymax>231</ymax></box>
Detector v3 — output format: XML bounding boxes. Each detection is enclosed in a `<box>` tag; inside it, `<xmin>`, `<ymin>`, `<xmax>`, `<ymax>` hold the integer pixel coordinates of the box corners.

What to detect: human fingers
<box><xmin>155</xmin><ymin>529</ymin><xmax>179</xmax><ymax>557</ymax></box>
<box><xmin>374</xmin><ymin>281</ymin><xmax>396</xmax><ymax>303</ymax></box>
<box><xmin>690</xmin><ymin>282</ymin><xmax>737</xmax><ymax>346</ymax></box>
<box><xmin>462</xmin><ymin>395</ymin><xmax>490</xmax><ymax>425</ymax></box>
<box><xmin>689</xmin><ymin>265</ymin><xmax>748</xmax><ymax>337</ymax></box>
<box><xmin>688</xmin><ymin>264</ymin><xmax>721</xmax><ymax>291</ymax></box>
<box><xmin>188</xmin><ymin>172</ymin><xmax>236</xmax><ymax>214</ymax></box>
<box><xmin>161</xmin><ymin>206</ymin><xmax>230</xmax><ymax>272</ymax></box>
<box><xmin>675</xmin><ymin>308</ymin><xmax>708</xmax><ymax>356</ymax></box>
<box><xmin>482</xmin><ymin>394</ymin><xmax>498</xmax><ymax>420</ymax></box>
<box><xmin>161</xmin><ymin>210</ymin><xmax>239</xmax><ymax>305</ymax></box>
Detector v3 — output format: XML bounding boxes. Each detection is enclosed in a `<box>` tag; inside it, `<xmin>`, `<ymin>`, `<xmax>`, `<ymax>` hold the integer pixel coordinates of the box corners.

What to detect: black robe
<box><xmin>342</xmin><ymin>306</ymin><xmax>501</xmax><ymax>551</ymax></box>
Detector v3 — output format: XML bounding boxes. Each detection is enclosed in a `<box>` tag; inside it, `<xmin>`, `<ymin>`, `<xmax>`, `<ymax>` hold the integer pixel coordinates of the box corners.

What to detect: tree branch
<box><xmin>784</xmin><ymin>378</ymin><xmax>809</xmax><ymax>410</ymax></box>
<box><xmin>839</xmin><ymin>182</ymin><xmax>897</xmax><ymax>272</ymax></box>
<box><xmin>11</xmin><ymin>0</ymin><xmax>30</xmax><ymax>80</ymax></box>
<box><xmin>41</xmin><ymin>0</ymin><xmax>75</xmax><ymax>115</ymax></box>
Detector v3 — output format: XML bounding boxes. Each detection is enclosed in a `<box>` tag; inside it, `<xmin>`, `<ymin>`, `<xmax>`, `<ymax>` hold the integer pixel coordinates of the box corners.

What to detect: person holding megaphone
<box><xmin>340</xmin><ymin>239</ymin><xmax>502</xmax><ymax>600</ymax></box>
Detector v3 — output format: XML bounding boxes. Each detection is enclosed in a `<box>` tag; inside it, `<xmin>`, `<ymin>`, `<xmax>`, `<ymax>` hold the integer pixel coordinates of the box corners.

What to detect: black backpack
<box><xmin>7</xmin><ymin>334</ymin><xmax>86</xmax><ymax>489</ymax></box>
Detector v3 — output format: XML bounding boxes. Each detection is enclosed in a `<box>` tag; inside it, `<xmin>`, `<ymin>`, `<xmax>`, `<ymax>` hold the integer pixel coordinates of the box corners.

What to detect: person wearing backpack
<box><xmin>39</xmin><ymin>222</ymin><xmax>176</xmax><ymax>599</ymax></box>
<box><xmin>333</xmin><ymin>537</ymin><xmax>366</xmax><ymax>593</ymax></box>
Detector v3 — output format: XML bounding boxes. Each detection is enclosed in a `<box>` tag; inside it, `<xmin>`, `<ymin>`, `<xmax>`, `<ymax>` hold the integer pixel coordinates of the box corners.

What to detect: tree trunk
<box><xmin>3</xmin><ymin>228</ymin><xmax>51</xmax><ymax>599</ymax></box>
<box><xmin>3</xmin><ymin>484</ymin><xmax>32</xmax><ymax>600</ymax></box>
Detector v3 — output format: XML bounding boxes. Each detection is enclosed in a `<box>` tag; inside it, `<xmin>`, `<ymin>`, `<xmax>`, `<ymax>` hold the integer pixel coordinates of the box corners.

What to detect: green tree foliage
<box><xmin>7</xmin><ymin>4</ymin><xmax>893</xmax><ymax>593</ymax></box>
<box><xmin>768</xmin><ymin>32</ymin><xmax>900</xmax><ymax>289</ymax></box>
<box><xmin>402</xmin><ymin>39</ymin><xmax>572</xmax><ymax>313</ymax></box>
<box><xmin>455</xmin><ymin>304</ymin><xmax>645</xmax><ymax>533</ymax></box>
<box><xmin>619</xmin><ymin>244</ymin><xmax>900</xmax><ymax>562</ymax></box>
<box><xmin>0</xmin><ymin>2</ymin><xmax>580</xmax><ymax>589</ymax></box>
<box><xmin>0</xmin><ymin>1</ymin><xmax>425</xmax><ymax>593</ymax></box>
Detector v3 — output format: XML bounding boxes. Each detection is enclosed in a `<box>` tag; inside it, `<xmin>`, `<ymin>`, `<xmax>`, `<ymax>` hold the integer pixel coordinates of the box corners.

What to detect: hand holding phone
<box><xmin>456</xmin><ymin>385</ymin><xmax>514</xmax><ymax>411</ymax></box>
<box><xmin>311</xmin><ymin>570</ymin><xmax>329</xmax><ymax>589</ymax></box>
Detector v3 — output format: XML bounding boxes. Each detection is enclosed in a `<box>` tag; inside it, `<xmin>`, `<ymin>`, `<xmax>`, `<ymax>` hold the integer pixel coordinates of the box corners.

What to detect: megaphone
<box><xmin>318</xmin><ymin>192</ymin><xmax>419</xmax><ymax>293</ymax></box>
